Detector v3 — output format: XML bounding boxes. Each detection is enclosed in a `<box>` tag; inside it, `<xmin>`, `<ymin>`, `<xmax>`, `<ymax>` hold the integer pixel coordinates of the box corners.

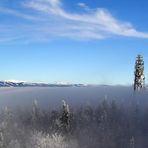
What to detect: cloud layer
<box><xmin>0</xmin><ymin>0</ymin><xmax>148</xmax><ymax>42</ymax></box>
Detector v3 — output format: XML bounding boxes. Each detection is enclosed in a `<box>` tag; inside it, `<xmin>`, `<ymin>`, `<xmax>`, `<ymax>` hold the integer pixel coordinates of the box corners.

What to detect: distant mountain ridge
<box><xmin>0</xmin><ymin>81</ymin><xmax>85</xmax><ymax>87</ymax></box>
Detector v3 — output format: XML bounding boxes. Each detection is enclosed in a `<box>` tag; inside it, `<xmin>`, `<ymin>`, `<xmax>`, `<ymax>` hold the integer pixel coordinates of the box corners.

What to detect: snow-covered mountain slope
<box><xmin>0</xmin><ymin>80</ymin><xmax>85</xmax><ymax>87</ymax></box>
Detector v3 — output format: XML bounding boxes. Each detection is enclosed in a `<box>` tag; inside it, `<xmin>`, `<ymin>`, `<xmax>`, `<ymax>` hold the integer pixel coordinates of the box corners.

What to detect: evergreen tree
<box><xmin>134</xmin><ymin>54</ymin><xmax>145</xmax><ymax>91</ymax></box>
<box><xmin>60</xmin><ymin>100</ymin><xmax>70</xmax><ymax>133</ymax></box>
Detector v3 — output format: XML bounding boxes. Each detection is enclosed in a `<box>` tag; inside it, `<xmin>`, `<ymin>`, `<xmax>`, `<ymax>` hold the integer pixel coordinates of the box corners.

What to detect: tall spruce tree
<box><xmin>134</xmin><ymin>54</ymin><xmax>145</xmax><ymax>91</ymax></box>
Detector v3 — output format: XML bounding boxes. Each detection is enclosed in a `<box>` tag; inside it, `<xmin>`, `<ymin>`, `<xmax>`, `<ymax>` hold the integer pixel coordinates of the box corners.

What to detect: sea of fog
<box><xmin>0</xmin><ymin>86</ymin><xmax>147</xmax><ymax>110</ymax></box>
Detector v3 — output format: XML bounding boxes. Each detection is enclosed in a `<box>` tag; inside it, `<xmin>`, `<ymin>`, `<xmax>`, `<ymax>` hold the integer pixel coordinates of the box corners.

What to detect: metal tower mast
<box><xmin>134</xmin><ymin>54</ymin><xmax>145</xmax><ymax>91</ymax></box>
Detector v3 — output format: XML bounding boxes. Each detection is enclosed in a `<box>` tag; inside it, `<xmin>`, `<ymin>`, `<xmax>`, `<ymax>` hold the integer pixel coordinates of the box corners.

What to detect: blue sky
<box><xmin>0</xmin><ymin>0</ymin><xmax>148</xmax><ymax>85</ymax></box>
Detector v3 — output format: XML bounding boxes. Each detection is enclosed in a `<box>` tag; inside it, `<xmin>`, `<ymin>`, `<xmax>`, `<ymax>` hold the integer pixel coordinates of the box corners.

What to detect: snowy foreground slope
<box><xmin>0</xmin><ymin>86</ymin><xmax>147</xmax><ymax>148</ymax></box>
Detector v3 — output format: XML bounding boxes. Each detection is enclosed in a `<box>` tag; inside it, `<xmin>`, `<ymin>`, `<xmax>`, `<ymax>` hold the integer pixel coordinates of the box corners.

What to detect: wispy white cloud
<box><xmin>77</xmin><ymin>2</ymin><xmax>90</xmax><ymax>11</ymax></box>
<box><xmin>0</xmin><ymin>0</ymin><xmax>148</xmax><ymax>42</ymax></box>
<box><xmin>25</xmin><ymin>0</ymin><xmax>148</xmax><ymax>39</ymax></box>
<box><xmin>0</xmin><ymin>7</ymin><xmax>38</xmax><ymax>20</ymax></box>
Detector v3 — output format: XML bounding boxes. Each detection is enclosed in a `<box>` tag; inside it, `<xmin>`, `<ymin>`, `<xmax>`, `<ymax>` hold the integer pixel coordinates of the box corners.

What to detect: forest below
<box><xmin>0</xmin><ymin>96</ymin><xmax>147</xmax><ymax>148</ymax></box>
